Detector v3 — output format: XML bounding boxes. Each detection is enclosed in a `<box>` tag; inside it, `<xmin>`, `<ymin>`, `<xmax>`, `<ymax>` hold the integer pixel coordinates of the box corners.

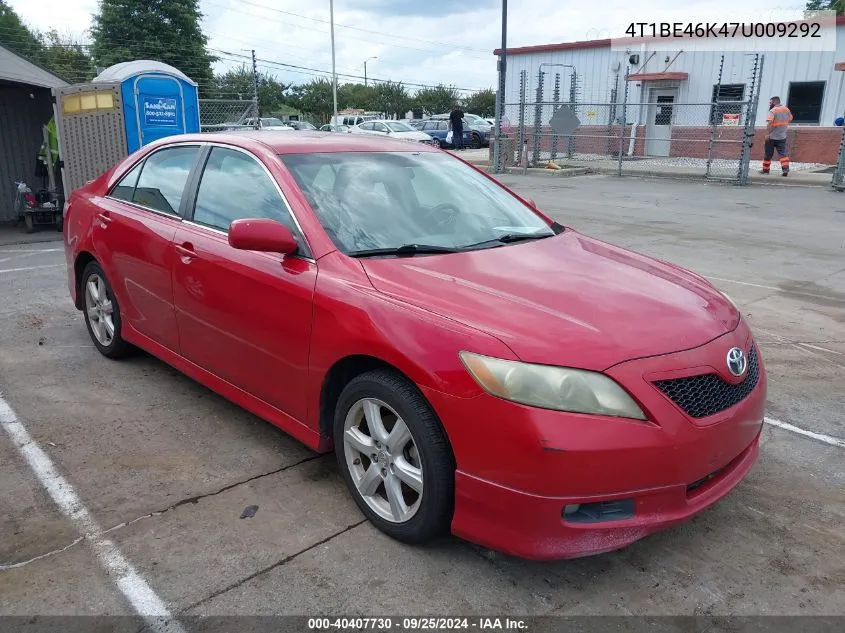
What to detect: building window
<box><xmin>787</xmin><ymin>81</ymin><xmax>825</xmax><ymax>124</ymax></box>
<box><xmin>710</xmin><ymin>84</ymin><xmax>745</xmax><ymax>125</ymax></box>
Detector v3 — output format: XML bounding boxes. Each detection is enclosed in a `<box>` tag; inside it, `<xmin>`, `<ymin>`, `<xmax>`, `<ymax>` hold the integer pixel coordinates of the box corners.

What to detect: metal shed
<box><xmin>0</xmin><ymin>43</ymin><xmax>68</xmax><ymax>222</ymax></box>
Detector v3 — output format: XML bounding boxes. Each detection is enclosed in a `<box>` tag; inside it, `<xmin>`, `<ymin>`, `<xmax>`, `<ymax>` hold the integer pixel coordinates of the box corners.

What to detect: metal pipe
<box><xmin>492</xmin><ymin>0</ymin><xmax>507</xmax><ymax>174</ymax></box>
<box><xmin>330</xmin><ymin>0</ymin><xmax>338</xmax><ymax>124</ymax></box>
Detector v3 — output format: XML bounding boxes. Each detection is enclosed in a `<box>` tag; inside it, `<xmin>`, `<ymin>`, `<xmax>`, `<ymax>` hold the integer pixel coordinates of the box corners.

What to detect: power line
<box><xmin>200</xmin><ymin>0</ymin><xmax>491</xmax><ymax>60</ymax></box>
<box><xmin>201</xmin><ymin>0</ymin><xmax>490</xmax><ymax>55</ymax></box>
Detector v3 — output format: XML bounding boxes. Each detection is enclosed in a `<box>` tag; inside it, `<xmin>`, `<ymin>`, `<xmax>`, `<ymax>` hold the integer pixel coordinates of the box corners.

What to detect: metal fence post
<box><xmin>833</xmin><ymin>123</ymin><xmax>845</xmax><ymax>191</ymax></box>
<box><xmin>706</xmin><ymin>54</ymin><xmax>725</xmax><ymax>179</ymax></box>
<box><xmin>532</xmin><ymin>68</ymin><xmax>545</xmax><ymax>166</ymax></box>
<box><xmin>550</xmin><ymin>73</ymin><xmax>560</xmax><ymax>162</ymax></box>
<box><xmin>617</xmin><ymin>68</ymin><xmax>629</xmax><ymax>176</ymax></box>
<box><xmin>517</xmin><ymin>70</ymin><xmax>527</xmax><ymax>168</ymax></box>
<box><xmin>607</xmin><ymin>74</ymin><xmax>619</xmax><ymax>156</ymax></box>
<box><xmin>567</xmin><ymin>70</ymin><xmax>577</xmax><ymax>158</ymax></box>
<box><xmin>738</xmin><ymin>54</ymin><xmax>764</xmax><ymax>185</ymax></box>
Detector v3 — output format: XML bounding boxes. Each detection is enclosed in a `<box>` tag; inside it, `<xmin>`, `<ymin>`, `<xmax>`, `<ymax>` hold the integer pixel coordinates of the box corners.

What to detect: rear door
<box><xmin>171</xmin><ymin>145</ymin><xmax>317</xmax><ymax>421</ymax></box>
<box><xmin>93</xmin><ymin>144</ymin><xmax>202</xmax><ymax>351</ymax></box>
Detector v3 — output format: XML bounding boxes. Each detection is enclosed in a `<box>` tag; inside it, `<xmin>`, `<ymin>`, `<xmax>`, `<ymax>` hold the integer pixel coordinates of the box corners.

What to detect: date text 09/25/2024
<box><xmin>308</xmin><ymin>617</ymin><xmax>528</xmax><ymax>631</ymax></box>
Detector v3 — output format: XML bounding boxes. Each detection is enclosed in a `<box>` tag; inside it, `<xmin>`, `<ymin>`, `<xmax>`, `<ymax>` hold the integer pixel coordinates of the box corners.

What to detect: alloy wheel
<box><xmin>84</xmin><ymin>273</ymin><xmax>115</xmax><ymax>347</ymax></box>
<box><xmin>343</xmin><ymin>397</ymin><xmax>424</xmax><ymax>523</ymax></box>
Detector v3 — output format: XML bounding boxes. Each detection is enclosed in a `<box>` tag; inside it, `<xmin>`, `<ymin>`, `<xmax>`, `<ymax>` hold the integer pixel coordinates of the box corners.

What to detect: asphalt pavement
<box><xmin>0</xmin><ymin>175</ymin><xmax>843</xmax><ymax>627</ymax></box>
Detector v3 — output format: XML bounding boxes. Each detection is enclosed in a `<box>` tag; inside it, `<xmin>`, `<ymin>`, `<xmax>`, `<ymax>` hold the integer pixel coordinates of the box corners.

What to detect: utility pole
<box><xmin>330</xmin><ymin>0</ymin><xmax>339</xmax><ymax>124</ymax></box>
<box><xmin>251</xmin><ymin>49</ymin><xmax>260</xmax><ymax>119</ymax></box>
<box><xmin>364</xmin><ymin>56</ymin><xmax>378</xmax><ymax>87</ymax></box>
<box><xmin>492</xmin><ymin>0</ymin><xmax>508</xmax><ymax>173</ymax></box>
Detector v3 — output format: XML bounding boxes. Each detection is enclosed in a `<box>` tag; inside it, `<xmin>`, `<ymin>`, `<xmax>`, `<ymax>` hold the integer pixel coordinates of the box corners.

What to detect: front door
<box><xmin>93</xmin><ymin>145</ymin><xmax>202</xmax><ymax>352</ymax></box>
<box><xmin>646</xmin><ymin>88</ymin><xmax>677</xmax><ymax>157</ymax></box>
<box><xmin>172</xmin><ymin>146</ymin><xmax>317</xmax><ymax>421</ymax></box>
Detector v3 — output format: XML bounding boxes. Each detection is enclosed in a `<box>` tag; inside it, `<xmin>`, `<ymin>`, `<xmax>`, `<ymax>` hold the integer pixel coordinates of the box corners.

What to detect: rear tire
<box><xmin>81</xmin><ymin>261</ymin><xmax>132</xmax><ymax>359</ymax></box>
<box><xmin>471</xmin><ymin>133</ymin><xmax>482</xmax><ymax>149</ymax></box>
<box><xmin>334</xmin><ymin>370</ymin><xmax>454</xmax><ymax>544</ymax></box>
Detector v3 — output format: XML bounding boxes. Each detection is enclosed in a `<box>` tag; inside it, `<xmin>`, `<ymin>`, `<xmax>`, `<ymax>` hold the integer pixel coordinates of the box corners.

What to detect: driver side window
<box><xmin>192</xmin><ymin>147</ymin><xmax>297</xmax><ymax>235</ymax></box>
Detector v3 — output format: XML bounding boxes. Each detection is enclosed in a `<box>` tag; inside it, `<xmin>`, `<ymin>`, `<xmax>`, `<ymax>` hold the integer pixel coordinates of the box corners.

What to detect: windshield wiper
<box><xmin>461</xmin><ymin>231</ymin><xmax>554</xmax><ymax>250</ymax></box>
<box><xmin>349</xmin><ymin>244</ymin><xmax>461</xmax><ymax>258</ymax></box>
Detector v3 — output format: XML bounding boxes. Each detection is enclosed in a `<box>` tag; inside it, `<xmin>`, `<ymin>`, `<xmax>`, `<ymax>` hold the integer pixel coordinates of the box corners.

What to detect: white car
<box><xmin>349</xmin><ymin>120</ymin><xmax>436</xmax><ymax>145</ymax></box>
<box><xmin>243</xmin><ymin>117</ymin><xmax>294</xmax><ymax>131</ymax></box>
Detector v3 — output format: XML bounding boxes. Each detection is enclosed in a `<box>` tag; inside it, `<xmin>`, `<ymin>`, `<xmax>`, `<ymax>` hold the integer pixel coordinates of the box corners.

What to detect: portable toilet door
<box><xmin>93</xmin><ymin>61</ymin><xmax>200</xmax><ymax>153</ymax></box>
<box><xmin>133</xmin><ymin>74</ymin><xmax>187</xmax><ymax>147</ymax></box>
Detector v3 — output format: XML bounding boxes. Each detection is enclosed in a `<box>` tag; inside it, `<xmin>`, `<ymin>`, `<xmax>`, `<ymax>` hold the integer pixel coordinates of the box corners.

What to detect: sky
<box><xmin>8</xmin><ymin>0</ymin><xmax>813</xmax><ymax>93</ymax></box>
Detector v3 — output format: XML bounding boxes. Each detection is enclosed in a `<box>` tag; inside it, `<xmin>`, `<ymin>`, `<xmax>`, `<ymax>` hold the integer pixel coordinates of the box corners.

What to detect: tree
<box><xmin>0</xmin><ymin>0</ymin><xmax>43</xmax><ymax>61</ymax></box>
<box><xmin>371</xmin><ymin>81</ymin><xmax>409</xmax><ymax>118</ymax></box>
<box><xmin>805</xmin><ymin>0</ymin><xmax>844</xmax><ymax>14</ymax></box>
<box><xmin>412</xmin><ymin>84</ymin><xmax>460</xmax><ymax>116</ymax></box>
<box><xmin>339</xmin><ymin>83</ymin><xmax>376</xmax><ymax>111</ymax></box>
<box><xmin>214</xmin><ymin>66</ymin><xmax>290</xmax><ymax>115</ymax></box>
<box><xmin>40</xmin><ymin>30</ymin><xmax>96</xmax><ymax>83</ymax></box>
<box><xmin>297</xmin><ymin>78</ymin><xmax>336</xmax><ymax>122</ymax></box>
<box><xmin>91</xmin><ymin>0</ymin><xmax>216</xmax><ymax>95</ymax></box>
<box><xmin>464</xmin><ymin>89</ymin><xmax>496</xmax><ymax>117</ymax></box>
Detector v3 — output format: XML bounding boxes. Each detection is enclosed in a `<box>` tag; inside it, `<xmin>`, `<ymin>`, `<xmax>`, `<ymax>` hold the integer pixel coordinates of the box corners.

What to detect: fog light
<box><xmin>563</xmin><ymin>504</ymin><xmax>580</xmax><ymax>516</ymax></box>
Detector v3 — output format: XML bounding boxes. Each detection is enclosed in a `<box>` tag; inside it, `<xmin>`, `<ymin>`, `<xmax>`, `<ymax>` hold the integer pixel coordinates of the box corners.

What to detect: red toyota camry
<box><xmin>63</xmin><ymin>131</ymin><xmax>766</xmax><ymax>560</ymax></box>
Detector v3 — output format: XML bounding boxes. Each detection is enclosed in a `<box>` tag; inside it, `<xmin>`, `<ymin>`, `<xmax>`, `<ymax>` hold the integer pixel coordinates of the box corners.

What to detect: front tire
<box><xmin>81</xmin><ymin>261</ymin><xmax>132</xmax><ymax>359</ymax></box>
<box><xmin>334</xmin><ymin>370</ymin><xmax>454</xmax><ymax>544</ymax></box>
<box><xmin>471</xmin><ymin>133</ymin><xmax>482</xmax><ymax>149</ymax></box>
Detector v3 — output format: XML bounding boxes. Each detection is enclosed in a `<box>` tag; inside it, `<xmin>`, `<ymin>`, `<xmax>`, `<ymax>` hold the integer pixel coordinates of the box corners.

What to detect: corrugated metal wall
<box><xmin>0</xmin><ymin>83</ymin><xmax>56</xmax><ymax>222</ymax></box>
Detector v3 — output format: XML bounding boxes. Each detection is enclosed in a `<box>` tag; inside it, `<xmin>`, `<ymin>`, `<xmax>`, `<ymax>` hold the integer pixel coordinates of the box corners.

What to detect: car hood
<box><xmin>360</xmin><ymin>231</ymin><xmax>738</xmax><ymax>370</ymax></box>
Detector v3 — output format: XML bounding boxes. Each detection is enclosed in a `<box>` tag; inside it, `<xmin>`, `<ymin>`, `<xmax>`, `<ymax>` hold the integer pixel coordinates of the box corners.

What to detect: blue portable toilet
<box><xmin>92</xmin><ymin>60</ymin><xmax>200</xmax><ymax>152</ymax></box>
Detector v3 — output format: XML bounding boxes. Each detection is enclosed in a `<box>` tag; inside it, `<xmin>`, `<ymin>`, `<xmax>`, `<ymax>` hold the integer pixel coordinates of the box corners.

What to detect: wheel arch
<box><xmin>73</xmin><ymin>250</ymin><xmax>98</xmax><ymax>309</ymax></box>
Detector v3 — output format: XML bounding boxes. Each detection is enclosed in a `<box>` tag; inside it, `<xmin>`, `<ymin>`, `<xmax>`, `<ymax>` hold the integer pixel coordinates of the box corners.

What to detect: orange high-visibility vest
<box><xmin>767</xmin><ymin>105</ymin><xmax>793</xmax><ymax>128</ymax></box>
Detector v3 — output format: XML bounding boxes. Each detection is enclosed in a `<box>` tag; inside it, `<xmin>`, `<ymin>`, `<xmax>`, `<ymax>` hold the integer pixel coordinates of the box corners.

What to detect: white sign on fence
<box><xmin>722</xmin><ymin>113</ymin><xmax>740</xmax><ymax>126</ymax></box>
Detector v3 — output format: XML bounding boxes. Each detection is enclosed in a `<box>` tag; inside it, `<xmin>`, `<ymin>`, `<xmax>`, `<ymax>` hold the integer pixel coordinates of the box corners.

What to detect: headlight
<box><xmin>459</xmin><ymin>352</ymin><xmax>646</xmax><ymax>420</ymax></box>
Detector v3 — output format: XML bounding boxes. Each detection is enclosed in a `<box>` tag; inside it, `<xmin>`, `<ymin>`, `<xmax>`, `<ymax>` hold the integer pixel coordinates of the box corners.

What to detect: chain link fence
<box><xmin>198</xmin><ymin>99</ymin><xmax>258</xmax><ymax>132</ymax></box>
<box><xmin>493</xmin><ymin>54</ymin><xmax>766</xmax><ymax>184</ymax></box>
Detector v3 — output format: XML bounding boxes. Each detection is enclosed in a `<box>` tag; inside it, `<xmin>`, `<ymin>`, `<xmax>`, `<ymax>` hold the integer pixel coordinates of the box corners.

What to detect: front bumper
<box><xmin>423</xmin><ymin>323</ymin><xmax>766</xmax><ymax>560</ymax></box>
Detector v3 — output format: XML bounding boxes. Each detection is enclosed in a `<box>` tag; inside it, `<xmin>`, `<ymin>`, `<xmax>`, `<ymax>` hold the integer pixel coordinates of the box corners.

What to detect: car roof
<box><xmin>145</xmin><ymin>131</ymin><xmax>438</xmax><ymax>155</ymax></box>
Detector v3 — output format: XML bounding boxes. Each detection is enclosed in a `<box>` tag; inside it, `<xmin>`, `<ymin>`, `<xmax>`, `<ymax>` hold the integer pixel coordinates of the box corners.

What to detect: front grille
<box><xmin>654</xmin><ymin>346</ymin><xmax>760</xmax><ymax>419</ymax></box>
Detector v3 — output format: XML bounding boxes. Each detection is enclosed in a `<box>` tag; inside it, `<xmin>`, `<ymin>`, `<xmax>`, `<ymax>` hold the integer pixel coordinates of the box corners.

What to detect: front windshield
<box><xmin>261</xmin><ymin>118</ymin><xmax>285</xmax><ymax>126</ymax></box>
<box><xmin>464</xmin><ymin>114</ymin><xmax>482</xmax><ymax>123</ymax></box>
<box><xmin>280</xmin><ymin>151</ymin><xmax>555</xmax><ymax>254</ymax></box>
<box><xmin>385</xmin><ymin>122</ymin><xmax>414</xmax><ymax>132</ymax></box>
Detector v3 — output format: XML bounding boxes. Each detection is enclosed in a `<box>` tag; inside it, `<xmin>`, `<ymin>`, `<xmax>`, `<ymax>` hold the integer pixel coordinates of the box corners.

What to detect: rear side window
<box><xmin>133</xmin><ymin>146</ymin><xmax>200</xmax><ymax>215</ymax></box>
<box><xmin>110</xmin><ymin>161</ymin><xmax>143</xmax><ymax>201</ymax></box>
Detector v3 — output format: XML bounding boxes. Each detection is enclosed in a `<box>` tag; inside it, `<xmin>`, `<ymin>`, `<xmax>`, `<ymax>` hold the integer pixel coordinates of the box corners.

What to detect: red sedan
<box><xmin>63</xmin><ymin>132</ymin><xmax>766</xmax><ymax>560</ymax></box>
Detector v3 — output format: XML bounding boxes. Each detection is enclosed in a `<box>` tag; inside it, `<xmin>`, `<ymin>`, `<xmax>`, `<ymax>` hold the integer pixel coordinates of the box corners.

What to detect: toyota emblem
<box><xmin>726</xmin><ymin>347</ymin><xmax>747</xmax><ymax>377</ymax></box>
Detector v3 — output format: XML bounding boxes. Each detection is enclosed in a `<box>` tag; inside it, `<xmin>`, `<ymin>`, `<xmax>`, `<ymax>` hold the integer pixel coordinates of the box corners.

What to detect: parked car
<box><xmin>64</xmin><ymin>130</ymin><xmax>766</xmax><ymax>561</ymax></box>
<box><xmin>429</xmin><ymin>113</ymin><xmax>491</xmax><ymax>147</ymax></box>
<box><xmin>416</xmin><ymin>120</ymin><xmax>473</xmax><ymax>149</ymax></box>
<box><xmin>331</xmin><ymin>114</ymin><xmax>379</xmax><ymax>127</ymax></box>
<box><xmin>349</xmin><ymin>120</ymin><xmax>436</xmax><ymax>145</ymax></box>
<box><xmin>319</xmin><ymin>124</ymin><xmax>350</xmax><ymax>132</ymax></box>
<box><xmin>243</xmin><ymin>117</ymin><xmax>293</xmax><ymax>130</ymax></box>
<box><xmin>286</xmin><ymin>120</ymin><xmax>318</xmax><ymax>131</ymax></box>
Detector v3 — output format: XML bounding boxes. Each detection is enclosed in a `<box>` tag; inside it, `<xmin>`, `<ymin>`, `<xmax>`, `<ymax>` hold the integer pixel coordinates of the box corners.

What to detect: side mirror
<box><xmin>228</xmin><ymin>218</ymin><xmax>298</xmax><ymax>255</ymax></box>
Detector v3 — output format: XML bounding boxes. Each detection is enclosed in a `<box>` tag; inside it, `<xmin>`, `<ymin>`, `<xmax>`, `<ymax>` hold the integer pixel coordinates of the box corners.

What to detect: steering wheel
<box><xmin>425</xmin><ymin>202</ymin><xmax>460</xmax><ymax>227</ymax></box>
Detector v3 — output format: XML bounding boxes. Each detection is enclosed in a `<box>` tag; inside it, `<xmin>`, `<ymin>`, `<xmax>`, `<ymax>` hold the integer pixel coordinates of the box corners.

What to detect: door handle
<box><xmin>96</xmin><ymin>211</ymin><xmax>111</xmax><ymax>227</ymax></box>
<box><xmin>175</xmin><ymin>242</ymin><xmax>198</xmax><ymax>262</ymax></box>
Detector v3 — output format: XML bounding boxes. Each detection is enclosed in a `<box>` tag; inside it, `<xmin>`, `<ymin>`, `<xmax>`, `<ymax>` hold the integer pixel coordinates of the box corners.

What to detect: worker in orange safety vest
<box><xmin>760</xmin><ymin>96</ymin><xmax>793</xmax><ymax>177</ymax></box>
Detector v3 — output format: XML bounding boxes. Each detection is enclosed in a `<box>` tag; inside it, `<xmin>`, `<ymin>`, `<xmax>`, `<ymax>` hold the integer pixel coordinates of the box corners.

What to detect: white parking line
<box><xmin>0</xmin><ymin>394</ymin><xmax>186</xmax><ymax>632</ymax></box>
<box><xmin>0</xmin><ymin>264</ymin><xmax>63</xmax><ymax>275</ymax></box>
<box><xmin>765</xmin><ymin>416</ymin><xmax>845</xmax><ymax>449</ymax></box>
<box><xmin>0</xmin><ymin>248</ymin><xmax>63</xmax><ymax>254</ymax></box>
<box><xmin>705</xmin><ymin>275</ymin><xmax>845</xmax><ymax>303</ymax></box>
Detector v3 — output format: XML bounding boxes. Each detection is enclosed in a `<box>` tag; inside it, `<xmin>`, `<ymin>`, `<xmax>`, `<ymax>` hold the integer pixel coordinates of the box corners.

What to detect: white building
<box><xmin>495</xmin><ymin>16</ymin><xmax>845</xmax><ymax>162</ymax></box>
